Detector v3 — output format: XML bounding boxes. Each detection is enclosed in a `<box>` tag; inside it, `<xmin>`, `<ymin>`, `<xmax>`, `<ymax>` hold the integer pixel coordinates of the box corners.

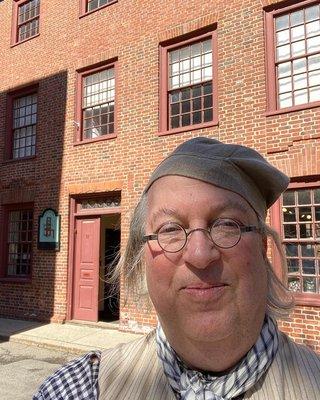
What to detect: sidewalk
<box><xmin>0</xmin><ymin>318</ymin><xmax>143</xmax><ymax>355</ymax></box>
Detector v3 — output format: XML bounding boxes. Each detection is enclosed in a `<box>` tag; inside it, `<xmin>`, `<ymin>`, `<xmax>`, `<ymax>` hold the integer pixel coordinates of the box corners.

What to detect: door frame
<box><xmin>67</xmin><ymin>194</ymin><xmax>121</xmax><ymax>321</ymax></box>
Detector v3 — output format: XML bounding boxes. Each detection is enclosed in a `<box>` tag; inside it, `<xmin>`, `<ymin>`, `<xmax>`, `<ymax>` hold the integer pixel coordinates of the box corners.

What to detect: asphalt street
<box><xmin>0</xmin><ymin>339</ymin><xmax>77</xmax><ymax>400</ymax></box>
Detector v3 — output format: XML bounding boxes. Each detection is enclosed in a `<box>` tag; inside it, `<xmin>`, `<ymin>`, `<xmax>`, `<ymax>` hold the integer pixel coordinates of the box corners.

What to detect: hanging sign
<box><xmin>38</xmin><ymin>208</ymin><xmax>60</xmax><ymax>250</ymax></box>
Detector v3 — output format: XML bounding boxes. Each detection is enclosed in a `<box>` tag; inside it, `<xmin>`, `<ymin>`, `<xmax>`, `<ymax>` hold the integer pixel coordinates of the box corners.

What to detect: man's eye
<box><xmin>159</xmin><ymin>224</ymin><xmax>182</xmax><ymax>234</ymax></box>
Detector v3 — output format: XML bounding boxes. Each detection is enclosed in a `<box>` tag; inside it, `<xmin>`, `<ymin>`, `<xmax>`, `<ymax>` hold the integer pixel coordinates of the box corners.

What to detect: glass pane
<box><xmin>307</xmin><ymin>36</ymin><xmax>320</xmax><ymax>53</ymax></box>
<box><xmin>288</xmin><ymin>277</ymin><xmax>301</xmax><ymax>292</ymax></box>
<box><xmin>171</xmin><ymin>116</ymin><xmax>179</xmax><ymax>129</ymax></box>
<box><xmin>293</xmin><ymin>73</ymin><xmax>307</xmax><ymax>90</ymax></box>
<box><xmin>191</xmin><ymin>42</ymin><xmax>201</xmax><ymax>56</ymax></box>
<box><xmin>203</xmin><ymin>82</ymin><xmax>212</xmax><ymax>94</ymax></box>
<box><xmin>299</xmin><ymin>206</ymin><xmax>312</xmax><ymax>221</ymax></box>
<box><xmin>315</xmin><ymin>189</ymin><xmax>320</xmax><ymax>204</ymax></box>
<box><xmin>294</xmin><ymin>89</ymin><xmax>308</xmax><ymax>105</ymax></box>
<box><xmin>291</xmin><ymin>40</ymin><xmax>305</xmax><ymax>57</ymax></box>
<box><xmin>278</xmin><ymin>62</ymin><xmax>291</xmax><ymax>78</ymax></box>
<box><xmin>203</xmin><ymin>108</ymin><xmax>212</xmax><ymax>122</ymax></box>
<box><xmin>298</xmin><ymin>190</ymin><xmax>311</xmax><ymax>204</ymax></box>
<box><xmin>192</xmin><ymin>86</ymin><xmax>201</xmax><ymax>97</ymax></box>
<box><xmin>303</xmin><ymin>277</ymin><xmax>316</xmax><ymax>292</ymax></box>
<box><xmin>290</xmin><ymin>10</ymin><xmax>304</xmax><ymax>26</ymax></box>
<box><xmin>181</xmin><ymin>88</ymin><xmax>190</xmax><ymax>100</ymax></box>
<box><xmin>170</xmin><ymin>50</ymin><xmax>179</xmax><ymax>63</ymax></box>
<box><xmin>181</xmin><ymin>114</ymin><xmax>190</xmax><ymax>126</ymax></box>
<box><xmin>283</xmin><ymin>191</ymin><xmax>295</xmax><ymax>205</ymax></box>
<box><xmin>306</xmin><ymin>20</ymin><xmax>320</xmax><ymax>37</ymax></box>
<box><xmin>288</xmin><ymin>258</ymin><xmax>299</xmax><ymax>273</ymax></box>
<box><xmin>192</xmin><ymin>97</ymin><xmax>201</xmax><ymax>111</ymax></box>
<box><xmin>316</xmin><ymin>223</ymin><xmax>320</xmax><ymax>238</ymax></box>
<box><xmin>291</xmin><ymin>25</ymin><xmax>305</xmax><ymax>41</ymax></box>
<box><xmin>277</xmin><ymin>44</ymin><xmax>290</xmax><ymax>61</ymax></box>
<box><xmin>192</xmin><ymin>112</ymin><xmax>201</xmax><ymax>124</ymax></box>
<box><xmin>299</xmin><ymin>223</ymin><xmax>312</xmax><ymax>238</ymax></box>
<box><xmin>301</xmin><ymin>244</ymin><xmax>315</xmax><ymax>257</ymax></box>
<box><xmin>171</xmin><ymin>92</ymin><xmax>180</xmax><ymax>102</ymax></box>
<box><xmin>279</xmin><ymin>92</ymin><xmax>292</xmax><ymax>108</ymax></box>
<box><xmin>286</xmin><ymin>243</ymin><xmax>298</xmax><ymax>257</ymax></box>
<box><xmin>276</xmin><ymin>15</ymin><xmax>289</xmax><ymax>31</ymax></box>
<box><xmin>306</xmin><ymin>5</ymin><xmax>320</xmax><ymax>22</ymax></box>
<box><xmin>276</xmin><ymin>29</ymin><xmax>290</xmax><ymax>46</ymax></box>
<box><xmin>308</xmin><ymin>54</ymin><xmax>320</xmax><ymax>71</ymax></box>
<box><xmin>310</xmin><ymin>86</ymin><xmax>320</xmax><ymax>102</ymax></box>
<box><xmin>315</xmin><ymin>206</ymin><xmax>320</xmax><ymax>221</ymax></box>
<box><xmin>302</xmin><ymin>259</ymin><xmax>316</xmax><ymax>275</ymax></box>
<box><xmin>204</xmin><ymin>95</ymin><xmax>212</xmax><ymax>108</ymax></box>
<box><xmin>309</xmin><ymin>70</ymin><xmax>320</xmax><ymax>86</ymax></box>
<box><xmin>203</xmin><ymin>39</ymin><xmax>211</xmax><ymax>53</ymax></box>
<box><xmin>182</xmin><ymin>101</ymin><xmax>190</xmax><ymax>113</ymax></box>
<box><xmin>283</xmin><ymin>207</ymin><xmax>296</xmax><ymax>222</ymax></box>
<box><xmin>279</xmin><ymin>76</ymin><xmax>292</xmax><ymax>93</ymax></box>
<box><xmin>284</xmin><ymin>224</ymin><xmax>297</xmax><ymax>238</ymax></box>
<box><xmin>170</xmin><ymin>103</ymin><xmax>179</xmax><ymax>116</ymax></box>
<box><xmin>292</xmin><ymin>58</ymin><xmax>306</xmax><ymax>74</ymax></box>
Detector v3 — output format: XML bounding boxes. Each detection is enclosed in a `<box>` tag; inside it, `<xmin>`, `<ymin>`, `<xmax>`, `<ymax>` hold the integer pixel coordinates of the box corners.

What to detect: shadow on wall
<box><xmin>0</xmin><ymin>70</ymin><xmax>68</xmax><ymax>323</ymax></box>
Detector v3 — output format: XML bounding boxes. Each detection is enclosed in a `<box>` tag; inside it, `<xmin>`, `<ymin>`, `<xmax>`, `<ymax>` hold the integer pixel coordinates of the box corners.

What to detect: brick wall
<box><xmin>0</xmin><ymin>0</ymin><xmax>319</xmax><ymax>350</ymax></box>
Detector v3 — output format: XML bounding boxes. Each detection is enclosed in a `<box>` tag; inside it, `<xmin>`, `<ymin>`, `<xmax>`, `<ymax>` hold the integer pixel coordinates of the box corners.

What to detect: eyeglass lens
<box><xmin>157</xmin><ymin>219</ymin><xmax>242</xmax><ymax>253</ymax></box>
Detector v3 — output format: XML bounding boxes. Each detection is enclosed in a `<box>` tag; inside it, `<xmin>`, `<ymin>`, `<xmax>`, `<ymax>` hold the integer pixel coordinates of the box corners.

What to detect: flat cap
<box><xmin>145</xmin><ymin>137</ymin><xmax>289</xmax><ymax>218</ymax></box>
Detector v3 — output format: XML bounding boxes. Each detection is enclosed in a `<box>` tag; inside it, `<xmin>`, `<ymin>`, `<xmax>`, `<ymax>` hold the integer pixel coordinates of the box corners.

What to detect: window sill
<box><xmin>265</xmin><ymin>101</ymin><xmax>320</xmax><ymax>117</ymax></box>
<box><xmin>3</xmin><ymin>155</ymin><xmax>36</xmax><ymax>164</ymax></box>
<box><xmin>292</xmin><ymin>292</ymin><xmax>320</xmax><ymax>307</ymax></box>
<box><xmin>0</xmin><ymin>277</ymin><xmax>32</xmax><ymax>284</ymax></box>
<box><xmin>158</xmin><ymin>119</ymin><xmax>218</xmax><ymax>137</ymax></box>
<box><xmin>79</xmin><ymin>0</ymin><xmax>118</xmax><ymax>18</ymax></box>
<box><xmin>11</xmin><ymin>33</ymin><xmax>40</xmax><ymax>48</ymax></box>
<box><xmin>73</xmin><ymin>133</ymin><xmax>117</xmax><ymax>146</ymax></box>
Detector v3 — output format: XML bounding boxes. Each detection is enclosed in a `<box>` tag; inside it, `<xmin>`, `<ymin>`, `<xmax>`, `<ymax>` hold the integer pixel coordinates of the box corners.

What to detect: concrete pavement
<box><xmin>0</xmin><ymin>318</ymin><xmax>143</xmax><ymax>355</ymax></box>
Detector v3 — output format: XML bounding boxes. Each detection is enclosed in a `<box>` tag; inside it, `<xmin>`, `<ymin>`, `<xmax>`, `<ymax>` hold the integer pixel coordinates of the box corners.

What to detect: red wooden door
<box><xmin>73</xmin><ymin>217</ymin><xmax>100</xmax><ymax>321</ymax></box>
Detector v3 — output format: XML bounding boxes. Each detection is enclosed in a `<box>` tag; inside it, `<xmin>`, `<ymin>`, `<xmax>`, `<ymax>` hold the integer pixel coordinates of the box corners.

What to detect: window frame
<box><xmin>79</xmin><ymin>0</ymin><xmax>117</xmax><ymax>17</ymax></box>
<box><xmin>11</xmin><ymin>0</ymin><xmax>40</xmax><ymax>46</ymax></box>
<box><xmin>0</xmin><ymin>203</ymin><xmax>34</xmax><ymax>283</ymax></box>
<box><xmin>74</xmin><ymin>60</ymin><xmax>118</xmax><ymax>145</ymax></box>
<box><xmin>6</xmin><ymin>85</ymin><xmax>38</xmax><ymax>161</ymax></box>
<box><xmin>270</xmin><ymin>179</ymin><xmax>320</xmax><ymax>306</ymax></box>
<box><xmin>159</xmin><ymin>29</ymin><xmax>218</xmax><ymax>136</ymax></box>
<box><xmin>264</xmin><ymin>0</ymin><xmax>320</xmax><ymax>116</ymax></box>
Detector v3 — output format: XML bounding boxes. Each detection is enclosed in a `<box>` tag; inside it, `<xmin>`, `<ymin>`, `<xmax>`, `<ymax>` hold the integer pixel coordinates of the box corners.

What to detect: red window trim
<box><xmin>264</xmin><ymin>0</ymin><xmax>320</xmax><ymax>115</ymax></box>
<box><xmin>270</xmin><ymin>178</ymin><xmax>320</xmax><ymax>306</ymax></box>
<box><xmin>6</xmin><ymin>84</ymin><xmax>38</xmax><ymax>161</ymax></box>
<box><xmin>11</xmin><ymin>0</ymin><xmax>40</xmax><ymax>46</ymax></box>
<box><xmin>0</xmin><ymin>203</ymin><xmax>34</xmax><ymax>281</ymax></box>
<box><xmin>74</xmin><ymin>60</ymin><xmax>118</xmax><ymax>144</ymax></box>
<box><xmin>79</xmin><ymin>0</ymin><xmax>117</xmax><ymax>18</ymax></box>
<box><xmin>159</xmin><ymin>27</ymin><xmax>219</xmax><ymax>136</ymax></box>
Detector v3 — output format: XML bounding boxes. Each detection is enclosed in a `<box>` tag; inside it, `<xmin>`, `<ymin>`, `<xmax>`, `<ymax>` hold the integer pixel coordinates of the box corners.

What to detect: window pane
<box><xmin>283</xmin><ymin>191</ymin><xmax>295</xmax><ymax>205</ymax></box>
<box><xmin>291</xmin><ymin>40</ymin><xmax>305</xmax><ymax>57</ymax></box>
<box><xmin>310</xmin><ymin>86</ymin><xmax>320</xmax><ymax>102</ymax></box>
<box><xmin>279</xmin><ymin>76</ymin><xmax>292</xmax><ymax>93</ymax></box>
<box><xmin>290</xmin><ymin>10</ymin><xmax>304</xmax><ymax>26</ymax></box>
<box><xmin>288</xmin><ymin>258</ymin><xmax>299</xmax><ymax>273</ymax></box>
<box><xmin>291</xmin><ymin>25</ymin><xmax>305</xmax><ymax>41</ymax></box>
<box><xmin>306</xmin><ymin>20</ymin><xmax>320</xmax><ymax>37</ymax></box>
<box><xmin>293</xmin><ymin>73</ymin><xmax>307</xmax><ymax>90</ymax></box>
<box><xmin>301</xmin><ymin>244</ymin><xmax>314</xmax><ymax>257</ymax></box>
<box><xmin>288</xmin><ymin>277</ymin><xmax>301</xmax><ymax>292</ymax></box>
<box><xmin>278</xmin><ymin>62</ymin><xmax>291</xmax><ymax>78</ymax></box>
<box><xmin>315</xmin><ymin>190</ymin><xmax>320</xmax><ymax>204</ymax></box>
<box><xmin>306</xmin><ymin>5</ymin><xmax>320</xmax><ymax>22</ymax></box>
<box><xmin>303</xmin><ymin>277</ymin><xmax>316</xmax><ymax>292</ymax></box>
<box><xmin>279</xmin><ymin>92</ymin><xmax>292</xmax><ymax>108</ymax></box>
<box><xmin>283</xmin><ymin>207</ymin><xmax>296</xmax><ymax>222</ymax></box>
<box><xmin>286</xmin><ymin>243</ymin><xmax>298</xmax><ymax>257</ymax></box>
<box><xmin>299</xmin><ymin>206</ymin><xmax>312</xmax><ymax>221</ymax></box>
<box><xmin>276</xmin><ymin>15</ymin><xmax>289</xmax><ymax>31</ymax></box>
<box><xmin>277</xmin><ymin>44</ymin><xmax>290</xmax><ymax>61</ymax></box>
<box><xmin>294</xmin><ymin>89</ymin><xmax>308</xmax><ymax>105</ymax></box>
<box><xmin>315</xmin><ymin>206</ymin><xmax>320</xmax><ymax>221</ymax></box>
<box><xmin>277</xmin><ymin>29</ymin><xmax>290</xmax><ymax>46</ymax></box>
<box><xmin>298</xmin><ymin>190</ymin><xmax>311</xmax><ymax>204</ymax></box>
<box><xmin>181</xmin><ymin>114</ymin><xmax>190</xmax><ymax>126</ymax></box>
<box><xmin>299</xmin><ymin>223</ymin><xmax>312</xmax><ymax>238</ymax></box>
<box><xmin>309</xmin><ymin>70</ymin><xmax>320</xmax><ymax>86</ymax></box>
<box><xmin>284</xmin><ymin>224</ymin><xmax>297</xmax><ymax>238</ymax></box>
<box><xmin>307</xmin><ymin>36</ymin><xmax>320</xmax><ymax>52</ymax></box>
<box><xmin>302</xmin><ymin>259</ymin><xmax>315</xmax><ymax>275</ymax></box>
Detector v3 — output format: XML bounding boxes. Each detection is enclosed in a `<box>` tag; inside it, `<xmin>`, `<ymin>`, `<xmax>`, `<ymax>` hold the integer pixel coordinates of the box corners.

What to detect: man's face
<box><xmin>144</xmin><ymin>176</ymin><xmax>268</xmax><ymax>348</ymax></box>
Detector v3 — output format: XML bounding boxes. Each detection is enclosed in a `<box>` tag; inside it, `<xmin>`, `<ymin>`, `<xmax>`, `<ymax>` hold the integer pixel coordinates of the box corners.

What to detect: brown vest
<box><xmin>98</xmin><ymin>330</ymin><xmax>320</xmax><ymax>399</ymax></box>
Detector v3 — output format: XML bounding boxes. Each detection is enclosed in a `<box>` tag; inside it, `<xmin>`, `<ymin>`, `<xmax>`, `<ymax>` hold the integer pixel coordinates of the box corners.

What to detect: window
<box><xmin>12</xmin><ymin>0</ymin><xmax>40</xmax><ymax>45</ymax></box>
<box><xmin>280</xmin><ymin>185</ymin><xmax>320</xmax><ymax>298</ymax></box>
<box><xmin>75</xmin><ymin>62</ymin><xmax>117</xmax><ymax>142</ymax></box>
<box><xmin>1</xmin><ymin>205</ymin><xmax>33</xmax><ymax>279</ymax></box>
<box><xmin>80</xmin><ymin>0</ymin><xmax>117</xmax><ymax>15</ymax></box>
<box><xmin>265</xmin><ymin>1</ymin><xmax>320</xmax><ymax>113</ymax></box>
<box><xmin>160</xmin><ymin>30</ymin><xmax>218</xmax><ymax>134</ymax></box>
<box><xmin>7</xmin><ymin>87</ymin><xmax>37</xmax><ymax>159</ymax></box>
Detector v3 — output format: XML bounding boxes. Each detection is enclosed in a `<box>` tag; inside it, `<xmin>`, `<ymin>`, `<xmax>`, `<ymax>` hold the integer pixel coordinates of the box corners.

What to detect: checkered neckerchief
<box><xmin>156</xmin><ymin>315</ymin><xmax>279</xmax><ymax>400</ymax></box>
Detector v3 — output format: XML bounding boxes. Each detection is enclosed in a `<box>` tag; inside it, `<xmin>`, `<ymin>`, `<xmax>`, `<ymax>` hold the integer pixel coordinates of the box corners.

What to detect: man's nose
<box><xmin>182</xmin><ymin>229</ymin><xmax>221</xmax><ymax>269</ymax></box>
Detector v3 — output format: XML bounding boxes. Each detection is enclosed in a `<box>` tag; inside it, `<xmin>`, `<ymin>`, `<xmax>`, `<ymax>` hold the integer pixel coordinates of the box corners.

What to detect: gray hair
<box><xmin>110</xmin><ymin>193</ymin><xmax>294</xmax><ymax>317</ymax></box>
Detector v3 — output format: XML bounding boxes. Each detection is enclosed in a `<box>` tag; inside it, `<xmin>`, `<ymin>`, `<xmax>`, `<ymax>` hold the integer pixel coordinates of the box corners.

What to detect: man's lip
<box><xmin>181</xmin><ymin>283</ymin><xmax>227</xmax><ymax>290</ymax></box>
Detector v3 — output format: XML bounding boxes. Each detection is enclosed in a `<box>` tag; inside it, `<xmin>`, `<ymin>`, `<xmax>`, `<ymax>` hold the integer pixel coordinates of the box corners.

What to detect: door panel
<box><xmin>73</xmin><ymin>217</ymin><xmax>100</xmax><ymax>321</ymax></box>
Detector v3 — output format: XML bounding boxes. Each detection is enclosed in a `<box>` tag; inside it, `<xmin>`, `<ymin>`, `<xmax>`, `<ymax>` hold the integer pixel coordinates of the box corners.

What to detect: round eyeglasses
<box><xmin>142</xmin><ymin>218</ymin><xmax>262</xmax><ymax>253</ymax></box>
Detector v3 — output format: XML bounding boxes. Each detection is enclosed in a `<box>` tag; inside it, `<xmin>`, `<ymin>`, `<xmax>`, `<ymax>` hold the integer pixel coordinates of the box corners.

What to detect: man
<box><xmin>34</xmin><ymin>137</ymin><xmax>320</xmax><ymax>399</ymax></box>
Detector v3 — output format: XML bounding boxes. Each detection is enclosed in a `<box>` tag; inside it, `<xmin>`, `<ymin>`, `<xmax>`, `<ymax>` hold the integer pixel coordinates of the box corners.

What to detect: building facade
<box><xmin>0</xmin><ymin>0</ymin><xmax>319</xmax><ymax>351</ymax></box>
